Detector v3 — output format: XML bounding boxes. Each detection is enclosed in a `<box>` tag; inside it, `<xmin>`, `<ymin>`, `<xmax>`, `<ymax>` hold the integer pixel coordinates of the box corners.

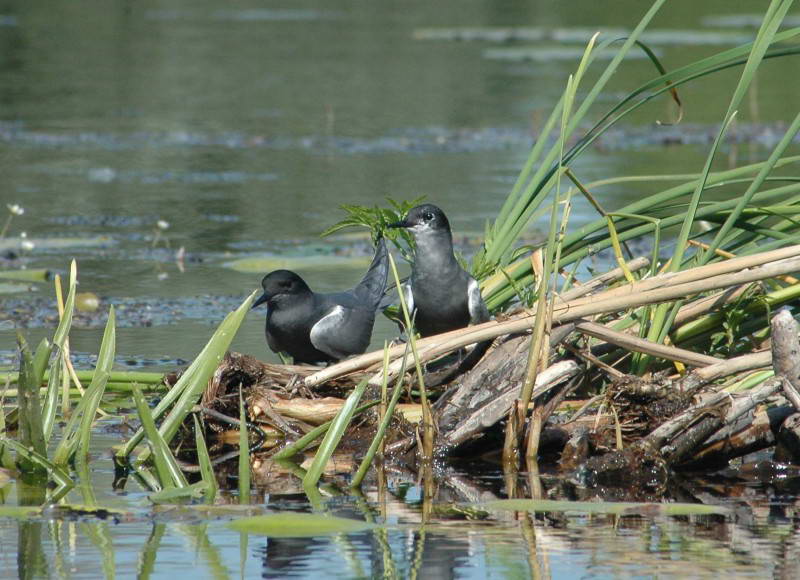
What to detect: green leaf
<box><xmin>117</xmin><ymin>290</ymin><xmax>257</xmax><ymax>462</ymax></box>
<box><xmin>238</xmin><ymin>393</ymin><xmax>250</xmax><ymax>505</ymax></box>
<box><xmin>132</xmin><ymin>386</ymin><xmax>188</xmax><ymax>490</ymax></box>
<box><xmin>481</xmin><ymin>499</ymin><xmax>729</xmax><ymax>516</ymax></box>
<box><xmin>228</xmin><ymin>513</ymin><xmax>377</xmax><ymax>537</ymax></box>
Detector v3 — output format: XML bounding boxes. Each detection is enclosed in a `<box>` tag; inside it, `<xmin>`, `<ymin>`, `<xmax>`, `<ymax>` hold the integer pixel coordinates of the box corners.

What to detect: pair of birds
<box><xmin>253</xmin><ymin>204</ymin><xmax>489</xmax><ymax>365</ymax></box>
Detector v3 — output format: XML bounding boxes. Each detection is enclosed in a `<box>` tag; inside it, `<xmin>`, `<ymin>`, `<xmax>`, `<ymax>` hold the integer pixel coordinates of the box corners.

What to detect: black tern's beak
<box><xmin>388</xmin><ymin>219</ymin><xmax>411</xmax><ymax>229</ymax></box>
<box><xmin>252</xmin><ymin>291</ymin><xmax>269</xmax><ymax>309</ymax></box>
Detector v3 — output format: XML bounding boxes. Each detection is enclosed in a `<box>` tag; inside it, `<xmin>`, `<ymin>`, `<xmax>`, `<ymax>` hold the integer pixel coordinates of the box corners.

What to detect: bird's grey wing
<box><xmin>352</xmin><ymin>237</ymin><xmax>389</xmax><ymax>310</ymax></box>
<box><xmin>467</xmin><ymin>277</ymin><xmax>490</xmax><ymax>324</ymax></box>
<box><xmin>309</xmin><ymin>305</ymin><xmax>375</xmax><ymax>360</ymax></box>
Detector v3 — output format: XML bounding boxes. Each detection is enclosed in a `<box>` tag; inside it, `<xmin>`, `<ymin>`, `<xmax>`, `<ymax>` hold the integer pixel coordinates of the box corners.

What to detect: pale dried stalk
<box><xmin>309</xmin><ymin>257</ymin><xmax>652</xmax><ymax>387</ymax></box>
<box><xmin>574</xmin><ymin>320</ymin><xmax>722</xmax><ymax>367</ymax></box>
<box><xmin>568</xmin><ymin>243</ymin><xmax>800</xmax><ymax>308</ymax></box>
<box><xmin>306</xmin><ymin>250</ymin><xmax>800</xmax><ymax>388</ymax></box>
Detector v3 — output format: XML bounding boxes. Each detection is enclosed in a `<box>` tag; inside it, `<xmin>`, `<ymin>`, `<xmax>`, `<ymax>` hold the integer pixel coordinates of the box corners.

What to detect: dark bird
<box><xmin>252</xmin><ymin>237</ymin><xmax>389</xmax><ymax>365</ymax></box>
<box><xmin>389</xmin><ymin>204</ymin><xmax>489</xmax><ymax>337</ymax></box>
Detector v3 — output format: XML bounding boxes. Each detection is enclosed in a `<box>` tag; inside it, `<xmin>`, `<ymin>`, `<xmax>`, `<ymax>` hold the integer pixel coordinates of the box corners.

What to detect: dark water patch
<box><xmin>42</xmin><ymin>166</ymin><xmax>279</xmax><ymax>185</ymax></box>
<box><xmin>703</xmin><ymin>14</ymin><xmax>800</xmax><ymax>29</ymax></box>
<box><xmin>144</xmin><ymin>9</ymin><xmax>340</xmax><ymax>22</ymax></box>
<box><xmin>0</xmin><ymin>348</ymin><xmax>187</xmax><ymax>369</ymax></box>
<box><xmin>3</xmin><ymin>120</ymin><xmax>798</xmax><ymax>157</ymax></box>
<box><xmin>46</xmin><ymin>215</ymin><xmax>158</xmax><ymax>227</ymax></box>
<box><xmin>203</xmin><ymin>213</ymin><xmax>241</xmax><ymax>223</ymax></box>
<box><xmin>485</xmin><ymin>45</ymin><xmax>663</xmax><ymax>62</ymax></box>
<box><xmin>414</xmin><ymin>26</ymin><xmax>755</xmax><ymax>46</ymax></box>
<box><xmin>211</xmin><ymin>9</ymin><xmax>341</xmax><ymax>22</ymax></box>
<box><xmin>0</xmin><ymin>293</ymin><xmax>244</xmax><ymax>330</ymax></box>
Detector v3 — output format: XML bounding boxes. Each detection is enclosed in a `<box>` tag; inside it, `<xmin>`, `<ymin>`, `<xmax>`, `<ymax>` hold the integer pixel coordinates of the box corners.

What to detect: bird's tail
<box><xmin>353</xmin><ymin>236</ymin><xmax>389</xmax><ymax>310</ymax></box>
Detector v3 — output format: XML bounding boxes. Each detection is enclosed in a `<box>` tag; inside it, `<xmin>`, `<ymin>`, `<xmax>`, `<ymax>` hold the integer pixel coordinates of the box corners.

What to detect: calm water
<box><xmin>2</xmin><ymin>0</ymin><xmax>800</xmax><ymax>577</ymax></box>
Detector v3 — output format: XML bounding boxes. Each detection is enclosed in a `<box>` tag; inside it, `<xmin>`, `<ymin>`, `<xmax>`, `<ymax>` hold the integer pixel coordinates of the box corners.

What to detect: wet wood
<box><xmin>434</xmin><ymin>332</ymin><xmax>580</xmax><ymax>450</ymax></box>
<box><xmin>771</xmin><ymin>308</ymin><xmax>800</xmax><ymax>411</ymax></box>
<box><xmin>776</xmin><ymin>413</ymin><xmax>800</xmax><ymax>463</ymax></box>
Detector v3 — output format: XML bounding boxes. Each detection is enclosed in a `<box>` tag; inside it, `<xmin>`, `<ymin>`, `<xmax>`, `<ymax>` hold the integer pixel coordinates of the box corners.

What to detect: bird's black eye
<box><xmin>280</xmin><ymin>281</ymin><xmax>292</xmax><ymax>288</ymax></box>
<box><xmin>423</xmin><ymin>212</ymin><xmax>434</xmax><ymax>221</ymax></box>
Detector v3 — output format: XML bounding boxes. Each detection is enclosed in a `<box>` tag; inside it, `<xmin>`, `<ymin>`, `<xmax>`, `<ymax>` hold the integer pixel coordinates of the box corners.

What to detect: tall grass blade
<box><xmin>701</xmin><ymin>110</ymin><xmax>800</xmax><ymax>264</ymax></box>
<box><xmin>302</xmin><ymin>378</ymin><xmax>370</xmax><ymax>490</ymax></box>
<box><xmin>639</xmin><ymin>0</ymin><xmax>795</xmax><ymax>372</ymax></box>
<box><xmin>117</xmin><ymin>290</ymin><xmax>257</xmax><ymax>461</ymax></box>
<box><xmin>52</xmin><ymin>307</ymin><xmax>116</xmax><ymax>466</ymax></box>
<box><xmin>16</xmin><ymin>335</ymin><xmax>49</xmax><ymax>474</ymax></box>
<box><xmin>0</xmin><ymin>438</ymin><xmax>73</xmax><ymax>491</ymax></box>
<box><xmin>272</xmin><ymin>401</ymin><xmax>379</xmax><ymax>460</ymax></box>
<box><xmin>238</xmin><ymin>392</ymin><xmax>250</xmax><ymax>504</ymax></box>
<box><xmin>351</xmin><ymin>344</ymin><xmax>410</xmax><ymax>489</ymax></box>
<box><xmin>131</xmin><ymin>386</ymin><xmax>188</xmax><ymax>490</ymax></box>
<box><xmin>387</xmin><ymin>253</ymin><xmax>434</xmax><ymax>459</ymax></box>
<box><xmin>484</xmin><ymin>0</ymin><xmax>668</xmax><ymax>269</ymax></box>
<box><xmin>193</xmin><ymin>414</ymin><xmax>217</xmax><ymax>503</ymax></box>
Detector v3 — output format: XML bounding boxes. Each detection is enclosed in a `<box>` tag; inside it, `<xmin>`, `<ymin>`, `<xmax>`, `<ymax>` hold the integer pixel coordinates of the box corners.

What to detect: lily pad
<box><xmin>0</xmin><ymin>269</ymin><xmax>49</xmax><ymax>283</ymax></box>
<box><xmin>0</xmin><ymin>236</ymin><xmax>114</xmax><ymax>252</ymax></box>
<box><xmin>0</xmin><ymin>282</ymin><xmax>32</xmax><ymax>294</ymax></box>
<box><xmin>0</xmin><ymin>505</ymin><xmax>41</xmax><ymax>519</ymax></box>
<box><xmin>224</xmin><ymin>254</ymin><xmax>371</xmax><ymax>273</ymax></box>
<box><xmin>228</xmin><ymin>512</ymin><xmax>377</xmax><ymax>537</ymax></box>
<box><xmin>480</xmin><ymin>499</ymin><xmax>729</xmax><ymax>516</ymax></box>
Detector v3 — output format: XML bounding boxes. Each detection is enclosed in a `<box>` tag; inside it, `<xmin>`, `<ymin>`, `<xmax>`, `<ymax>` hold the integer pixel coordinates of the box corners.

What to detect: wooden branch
<box><xmin>305</xmin><ymin>247</ymin><xmax>800</xmax><ymax>388</ymax></box>
<box><xmin>690</xmin><ymin>404</ymin><xmax>794</xmax><ymax>467</ymax></box>
<box><xmin>556</xmin><ymin>256</ymin><xmax>650</xmax><ymax>303</ymax></box>
<box><xmin>664</xmin><ymin>378</ymin><xmax>783</xmax><ymax>465</ymax></box>
<box><xmin>568</xmin><ymin>244</ymin><xmax>800</xmax><ymax>309</ymax></box>
<box><xmin>574</xmin><ymin>319</ymin><xmax>722</xmax><ymax>367</ymax></box>
<box><xmin>674</xmin><ymin>350</ymin><xmax>772</xmax><ymax>392</ymax></box>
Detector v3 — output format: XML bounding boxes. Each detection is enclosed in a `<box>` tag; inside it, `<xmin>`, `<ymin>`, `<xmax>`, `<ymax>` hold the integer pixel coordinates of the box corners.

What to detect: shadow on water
<box><xmin>5</xmin><ymin>453</ymin><xmax>800</xmax><ymax>577</ymax></box>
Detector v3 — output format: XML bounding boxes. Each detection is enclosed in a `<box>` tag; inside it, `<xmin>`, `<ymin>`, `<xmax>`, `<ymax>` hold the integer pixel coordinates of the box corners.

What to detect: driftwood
<box><xmin>771</xmin><ymin>308</ymin><xmax>800</xmax><ymax>411</ymax></box>
<box><xmin>435</xmin><ymin>334</ymin><xmax>580</xmax><ymax>450</ymax></box>
<box><xmin>690</xmin><ymin>404</ymin><xmax>794</xmax><ymax>467</ymax></box>
<box><xmin>306</xmin><ymin>246</ymin><xmax>800</xmax><ymax>388</ymax></box>
<box><xmin>171</xmin><ymin>242</ymin><xmax>800</xmax><ymax>495</ymax></box>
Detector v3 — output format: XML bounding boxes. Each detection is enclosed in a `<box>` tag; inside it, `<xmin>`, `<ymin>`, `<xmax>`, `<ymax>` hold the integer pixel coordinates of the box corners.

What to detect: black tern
<box><xmin>252</xmin><ymin>237</ymin><xmax>389</xmax><ymax>365</ymax></box>
<box><xmin>389</xmin><ymin>204</ymin><xmax>489</xmax><ymax>337</ymax></box>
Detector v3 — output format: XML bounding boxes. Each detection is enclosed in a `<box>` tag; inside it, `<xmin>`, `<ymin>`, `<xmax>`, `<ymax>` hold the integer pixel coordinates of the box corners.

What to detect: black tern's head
<box><xmin>389</xmin><ymin>204</ymin><xmax>451</xmax><ymax>235</ymax></box>
<box><xmin>253</xmin><ymin>270</ymin><xmax>312</xmax><ymax>309</ymax></box>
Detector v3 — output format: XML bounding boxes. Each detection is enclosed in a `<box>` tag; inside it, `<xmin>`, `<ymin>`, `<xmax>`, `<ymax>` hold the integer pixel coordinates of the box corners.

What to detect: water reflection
<box><xmin>3</xmin><ymin>463</ymin><xmax>800</xmax><ymax>577</ymax></box>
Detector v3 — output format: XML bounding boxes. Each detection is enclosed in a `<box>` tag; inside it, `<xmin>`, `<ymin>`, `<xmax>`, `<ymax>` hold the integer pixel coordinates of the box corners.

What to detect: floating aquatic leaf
<box><xmin>0</xmin><ymin>269</ymin><xmax>49</xmax><ymax>283</ymax></box>
<box><xmin>0</xmin><ymin>236</ymin><xmax>113</xmax><ymax>252</ymax></box>
<box><xmin>223</xmin><ymin>254</ymin><xmax>371</xmax><ymax>273</ymax></box>
<box><xmin>481</xmin><ymin>499</ymin><xmax>729</xmax><ymax>516</ymax></box>
<box><xmin>228</xmin><ymin>513</ymin><xmax>377</xmax><ymax>537</ymax></box>
<box><xmin>0</xmin><ymin>506</ymin><xmax>41</xmax><ymax>519</ymax></box>
<box><xmin>0</xmin><ymin>282</ymin><xmax>31</xmax><ymax>294</ymax></box>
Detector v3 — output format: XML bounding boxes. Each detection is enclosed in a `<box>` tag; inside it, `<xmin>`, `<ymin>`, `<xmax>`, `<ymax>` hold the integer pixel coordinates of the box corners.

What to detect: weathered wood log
<box><xmin>771</xmin><ymin>308</ymin><xmax>800</xmax><ymax>411</ymax></box>
<box><xmin>663</xmin><ymin>378</ymin><xmax>783</xmax><ymax>465</ymax></box>
<box><xmin>775</xmin><ymin>413</ymin><xmax>800</xmax><ymax>463</ymax></box>
<box><xmin>434</xmin><ymin>332</ymin><xmax>580</xmax><ymax>451</ymax></box>
<box><xmin>558</xmin><ymin>427</ymin><xmax>591</xmax><ymax>472</ymax></box>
